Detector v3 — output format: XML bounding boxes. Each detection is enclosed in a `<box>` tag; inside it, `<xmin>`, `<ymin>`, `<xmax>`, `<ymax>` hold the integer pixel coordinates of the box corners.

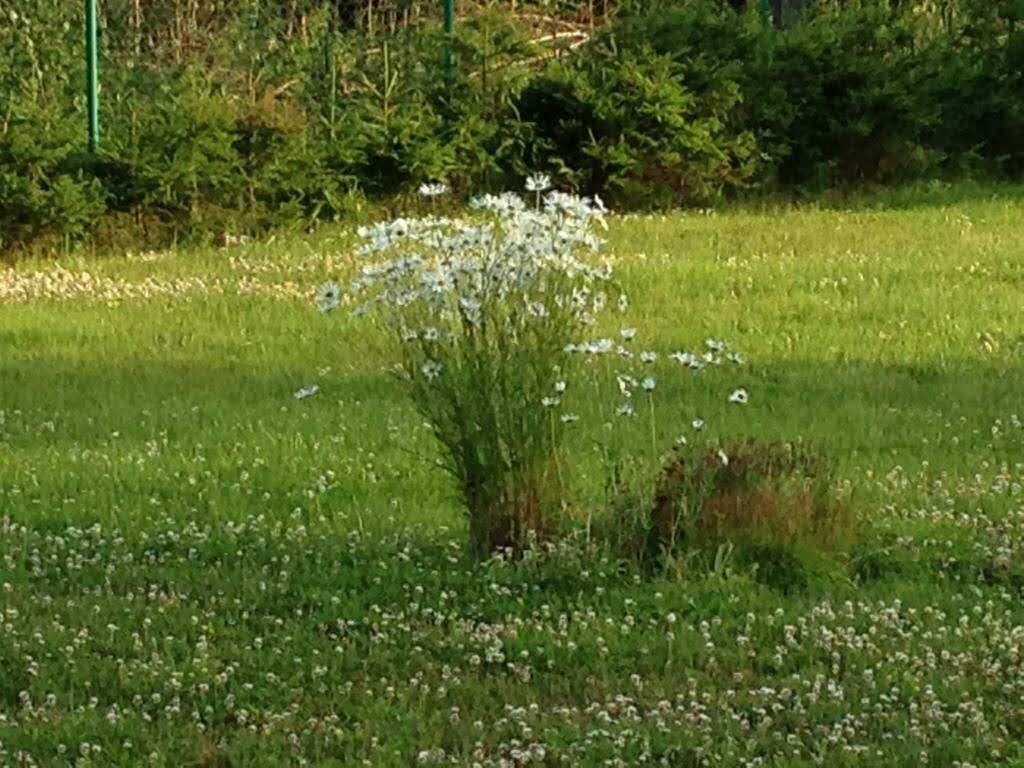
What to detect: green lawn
<box><xmin>2</xmin><ymin>187</ymin><xmax>1024</xmax><ymax>766</ymax></box>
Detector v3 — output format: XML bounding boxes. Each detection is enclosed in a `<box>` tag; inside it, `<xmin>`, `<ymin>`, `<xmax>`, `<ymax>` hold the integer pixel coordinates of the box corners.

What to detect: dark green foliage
<box><xmin>1</xmin><ymin>0</ymin><xmax>1021</xmax><ymax>254</ymax></box>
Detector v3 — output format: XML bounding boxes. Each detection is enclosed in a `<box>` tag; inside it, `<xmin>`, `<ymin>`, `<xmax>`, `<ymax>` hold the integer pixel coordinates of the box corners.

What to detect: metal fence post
<box><xmin>86</xmin><ymin>0</ymin><xmax>100</xmax><ymax>151</ymax></box>
<box><xmin>442</xmin><ymin>0</ymin><xmax>456</xmax><ymax>79</ymax></box>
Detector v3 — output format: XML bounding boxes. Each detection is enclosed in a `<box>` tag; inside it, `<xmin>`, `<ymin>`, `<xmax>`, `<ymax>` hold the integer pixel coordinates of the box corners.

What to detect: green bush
<box><xmin>1</xmin><ymin>0</ymin><xmax>1022</xmax><ymax>255</ymax></box>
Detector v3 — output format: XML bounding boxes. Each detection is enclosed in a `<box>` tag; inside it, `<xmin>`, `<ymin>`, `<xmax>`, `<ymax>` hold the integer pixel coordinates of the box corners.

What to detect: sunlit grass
<box><xmin>2</xmin><ymin>186</ymin><xmax>1023</xmax><ymax>765</ymax></box>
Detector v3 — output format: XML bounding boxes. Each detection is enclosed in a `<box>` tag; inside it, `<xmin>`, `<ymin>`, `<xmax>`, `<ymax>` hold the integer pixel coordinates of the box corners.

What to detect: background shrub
<box><xmin>1</xmin><ymin>0</ymin><xmax>1021</xmax><ymax>255</ymax></box>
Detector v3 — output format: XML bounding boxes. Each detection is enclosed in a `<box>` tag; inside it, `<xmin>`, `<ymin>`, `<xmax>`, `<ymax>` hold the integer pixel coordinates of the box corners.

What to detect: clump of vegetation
<box><xmin>612</xmin><ymin>438</ymin><xmax>857</xmax><ymax>590</ymax></box>
<box><xmin>319</xmin><ymin>181</ymin><xmax>620</xmax><ymax>558</ymax></box>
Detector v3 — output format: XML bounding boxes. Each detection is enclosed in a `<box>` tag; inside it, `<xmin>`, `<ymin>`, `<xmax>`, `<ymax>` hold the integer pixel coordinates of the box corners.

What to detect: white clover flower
<box><xmin>527</xmin><ymin>301</ymin><xmax>549</xmax><ymax>318</ymax></box>
<box><xmin>574</xmin><ymin>338</ymin><xmax>614</xmax><ymax>355</ymax></box>
<box><xmin>541</xmin><ymin>396</ymin><xmax>560</xmax><ymax>408</ymax></box>
<box><xmin>316</xmin><ymin>281</ymin><xmax>341</xmax><ymax>313</ymax></box>
<box><xmin>418</xmin><ymin>182</ymin><xmax>449</xmax><ymax>198</ymax></box>
<box><xmin>293</xmin><ymin>384</ymin><xmax>319</xmax><ymax>400</ymax></box>
<box><xmin>525</xmin><ymin>173</ymin><xmax>552</xmax><ymax>193</ymax></box>
<box><xmin>620</xmin><ymin>327</ymin><xmax>637</xmax><ymax>341</ymax></box>
<box><xmin>640</xmin><ymin>351</ymin><xmax>658</xmax><ymax>363</ymax></box>
<box><xmin>641</xmin><ymin>377</ymin><xmax>656</xmax><ymax>392</ymax></box>
<box><xmin>729</xmin><ymin>388</ymin><xmax>749</xmax><ymax>405</ymax></box>
<box><xmin>692</xmin><ymin>419</ymin><xmax>706</xmax><ymax>431</ymax></box>
<box><xmin>560</xmin><ymin>412</ymin><xmax>579</xmax><ymax>423</ymax></box>
<box><xmin>421</xmin><ymin>361</ymin><xmax>443</xmax><ymax>380</ymax></box>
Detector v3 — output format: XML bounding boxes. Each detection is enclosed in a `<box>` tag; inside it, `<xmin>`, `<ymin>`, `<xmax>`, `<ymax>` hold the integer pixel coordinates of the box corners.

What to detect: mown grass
<box><xmin>2</xmin><ymin>185</ymin><xmax>1024</xmax><ymax>766</ymax></box>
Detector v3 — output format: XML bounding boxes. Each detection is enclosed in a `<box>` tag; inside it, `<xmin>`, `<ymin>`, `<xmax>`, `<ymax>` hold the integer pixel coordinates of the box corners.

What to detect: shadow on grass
<box><xmin>734</xmin><ymin>179</ymin><xmax>1024</xmax><ymax>214</ymax></box>
<box><xmin>3</xmin><ymin>352</ymin><xmax>1020</xmax><ymax>469</ymax></box>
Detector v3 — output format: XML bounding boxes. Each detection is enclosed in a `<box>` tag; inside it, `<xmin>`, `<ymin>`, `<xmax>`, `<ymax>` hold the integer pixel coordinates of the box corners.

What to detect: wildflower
<box><xmin>617</xmin><ymin>375</ymin><xmax>636</xmax><ymax>396</ymax></box>
<box><xmin>670</xmin><ymin>350</ymin><xmax>704</xmax><ymax>370</ymax></box>
<box><xmin>620</xmin><ymin>328</ymin><xmax>637</xmax><ymax>341</ymax></box>
<box><xmin>727</xmin><ymin>351</ymin><xmax>745</xmax><ymax>364</ymax></box>
<box><xmin>616</xmin><ymin>402</ymin><xmax>636</xmax><ymax>417</ymax></box>
<box><xmin>560</xmin><ymin>412</ymin><xmax>579</xmax><ymax>423</ymax></box>
<box><xmin>705</xmin><ymin>339</ymin><xmax>728</xmax><ymax>353</ymax></box>
<box><xmin>525</xmin><ymin>173</ymin><xmax>552</xmax><ymax>193</ymax></box>
<box><xmin>729</xmin><ymin>388</ymin><xmax>749</xmax><ymax>405</ymax></box>
<box><xmin>527</xmin><ymin>301</ymin><xmax>549</xmax><ymax>318</ymax></box>
<box><xmin>554</xmin><ymin>381</ymin><xmax>567</xmax><ymax>393</ymax></box>
<box><xmin>692</xmin><ymin>419</ymin><xmax>706</xmax><ymax>431</ymax></box>
<box><xmin>541</xmin><ymin>396</ymin><xmax>560</xmax><ymax>408</ymax></box>
<box><xmin>421</xmin><ymin>361</ymin><xmax>443</xmax><ymax>380</ymax></box>
<box><xmin>640</xmin><ymin>351</ymin><xmax>658</xmax><ymax>363</ymax></box>
<box><xmin>641</xmin><ymin>377</ymin><xmax>656</xmax><ymax>391</ymax></box>
<box><xmin>718</xmin><ymin>449</ymin><xmax>730</xmax><ymax>466</ymax></box>
<box><xmin>423</xmin><ymin>327</ymin><xmax>444</xmax><ymax>342</ymax></box>
<box><xmin>418</xmin><ymin>182</ymin><xmax>448</xmax><ymax>198</ymax></box>
<box><xmin>618</xmin><ymin>294</ymin><xmax>629</xmax><ymax>313</ymax></box>
<box><xmin>316</xmin><ymin>282</ymin><xmax>341</xmax><ymax>313</ymax></box>
<box><xmin>675</xmin><ymin>436</ymin><xmax>688</xmax><ymax>447</ymax></box>
<box><xmin>293</xmin><ymin>385</ymin><xmax>319</xmax><ymax>400</ymax></box>
<box><xmin>458</xmin><ymin>295</ymin><xmax>482</xmax><ymax>325</ymax></box>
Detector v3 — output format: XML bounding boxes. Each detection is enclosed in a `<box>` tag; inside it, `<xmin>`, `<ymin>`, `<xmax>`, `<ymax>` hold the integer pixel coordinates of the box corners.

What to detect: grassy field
<box><xmin>2</xmin><ymin>185</ymin><xmax>1024</xmax><ymax>766</ymax></box>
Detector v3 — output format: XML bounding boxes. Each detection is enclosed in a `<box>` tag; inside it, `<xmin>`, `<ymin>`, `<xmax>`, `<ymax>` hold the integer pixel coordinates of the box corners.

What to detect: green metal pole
<box><xmin>85</xmin><ymin>0</ymin><xmax>100</xmax><ymax>151</ymax></box>
<box><xmin>442</xmin><ymin>0</ymin><xmax>455</xmax><ymax>79</ymax></box>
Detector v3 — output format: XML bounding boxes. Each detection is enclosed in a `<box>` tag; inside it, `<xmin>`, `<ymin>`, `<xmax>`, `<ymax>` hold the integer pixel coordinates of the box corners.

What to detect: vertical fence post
<box><xmin>86</xmin><ymin>0</ymin><xmax>100</xmax><ymax>151</ymax></box>
<box><xmin>442</xmin><ymin>0</ymin><xmax>456</xmax><ymax>80</ymax></box>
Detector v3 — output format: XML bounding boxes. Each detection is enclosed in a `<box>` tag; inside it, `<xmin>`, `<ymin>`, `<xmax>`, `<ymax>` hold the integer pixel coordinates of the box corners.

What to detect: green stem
<box><xmin>648</xmin><ymin>392</ymin><xmax>658</xmax><ymax>463</ymax></box>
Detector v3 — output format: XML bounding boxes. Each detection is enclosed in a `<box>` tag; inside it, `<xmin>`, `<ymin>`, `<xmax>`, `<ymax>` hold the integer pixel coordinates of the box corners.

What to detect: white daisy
<box><xmin>641</xmin><ymin>377</ymin><xmax>656</xmax><ymax>392</ymax></box>
<box><xmin>692</xmin><ymin>419</ymin><xmax>706</xmax><ymax>431</ymax></box>
<box><xmin>525</xmin><ymin>173</ymin><xmax>552</xmax><ymax>193</ymax></box>
<box><xmin>620</xmin><ymin>327</ymin><xmax>637</xmax><ymax>341</ymax></box>
<box><xmin>421</xmin><ymin>361</ymin><xmax>443</xmax><ymax>380</ymax></box>
<box><xmin>541</xmin><ymin>396</ymin><xmax>560</xmax><ymax>408</ymax></box>
<box><xmin>316</xmin><ymin>281</ymin><xmax>341</xmax><ymax>313</ymax></box>
<box><xmin>560</xmin><ymin>413</ymin><xmax>579</xmax><ymax>424</ymax></box>
<box><xmin>729</xmin><ymin>388</ymin><xmax>749</xmax><ymax>405</ymax></box>
<box><xmin>294</xmin><ymin>384</ymin><xmax>319</xmax><ymax>400</ymax></box>
<box><xmin>418</xmin><ymin>182</ymin><xmax>449</xmax><ymax>198</ymax></box>
<box><xmin>554</xmin><ymin>381</ymin><xmax>567</xmax><ymax>393</ymax></box>
<box><xmin>640</xmin><ymin>351</ymin><xmax>658</xmax><ymax>363</ymax></box>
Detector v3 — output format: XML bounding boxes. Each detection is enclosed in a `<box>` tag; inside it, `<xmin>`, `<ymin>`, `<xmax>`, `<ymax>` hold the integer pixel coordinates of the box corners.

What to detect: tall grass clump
<box><xmin>319</xmin><ymin>180</ymin><xmax>617</xmax><ymax>557</ymax></box>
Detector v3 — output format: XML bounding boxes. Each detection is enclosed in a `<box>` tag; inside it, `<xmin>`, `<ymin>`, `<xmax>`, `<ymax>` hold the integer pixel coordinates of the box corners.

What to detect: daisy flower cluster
<box><xmin>318</xmin><ymin>184</ymin><xmax>616</xmax><ymax>557</ymax></box>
